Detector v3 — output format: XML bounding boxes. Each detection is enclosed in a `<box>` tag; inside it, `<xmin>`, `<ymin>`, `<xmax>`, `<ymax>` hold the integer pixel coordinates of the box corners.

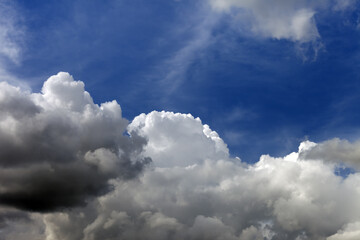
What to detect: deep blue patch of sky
<box><xmin>8</xmin><ymin>0</ymin><xmax>360</xmax><ymax>163</ymax></box>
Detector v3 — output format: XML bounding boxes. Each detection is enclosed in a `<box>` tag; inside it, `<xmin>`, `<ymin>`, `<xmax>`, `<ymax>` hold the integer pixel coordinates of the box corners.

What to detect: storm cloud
<box><xmin>0</xmin><ymin>72</ymin><xmax>150</xmax><ymax>212</ymax></box>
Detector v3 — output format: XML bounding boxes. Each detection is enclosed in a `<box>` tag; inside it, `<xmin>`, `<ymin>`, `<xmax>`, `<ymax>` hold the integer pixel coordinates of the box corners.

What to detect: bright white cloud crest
<box><xmin>1</xmin><ymin>73</ymin><xmax>360</xmax><ymax>239</ymax></box>
<box><xmin>128</xmin><ymin>111</ymin><xmax>229</xmax><ymax>167</ymax></box>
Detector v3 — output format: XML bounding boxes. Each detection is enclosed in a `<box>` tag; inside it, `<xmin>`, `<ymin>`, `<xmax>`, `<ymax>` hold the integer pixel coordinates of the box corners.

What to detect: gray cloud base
<box><xmin>0</xmin><ymin>72</ymin><xmax>150</xmax><ymax>212</ymax></box>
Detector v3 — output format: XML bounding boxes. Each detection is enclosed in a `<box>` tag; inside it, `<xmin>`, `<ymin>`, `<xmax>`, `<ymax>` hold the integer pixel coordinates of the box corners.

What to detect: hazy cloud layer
<box><xmin>2</xmin><ymin>77</ymin><xmax>360</xmax><ymax>239</ymax></box>
<box><xmin>0</xmin><ymin>72</ymin><xmax>150</xmax><ymax>212</ymax></box>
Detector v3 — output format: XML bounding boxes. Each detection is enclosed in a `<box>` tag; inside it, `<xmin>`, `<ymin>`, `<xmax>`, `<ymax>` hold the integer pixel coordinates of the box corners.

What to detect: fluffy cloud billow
<box><xmin>0</xmin><ymin>72</ymin><xmax>150</xmax><ymax>212</ymax></box>
<box><xmin>1</xmin><ymin>73</ymin><xmax>360</xmax><ymax>239</ymax></box>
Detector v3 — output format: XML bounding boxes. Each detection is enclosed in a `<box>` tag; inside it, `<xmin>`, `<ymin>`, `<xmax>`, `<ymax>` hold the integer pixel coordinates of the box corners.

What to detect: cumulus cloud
<box><xmin>299</xmin><ymin>138</ymin><xmax>360</xmax><ymax>170</ymax></box>
<box><xmin>0</xmin><ymin>72</ymin><xmax>150</xmax><ymax>212</ymax></box>
<box><xmin>2</xmin><ymin>77</ymin><xmax>360</xmax><ymax>239</ymax></box>
<box><xmin>208</xmin><ymin>0</ymin><xmax>324</xmax><ymax>43</ymax></box>
<box><xmin>128</xmin><ymin>111</ymin><xmax>229</xmax><ymax>167</ymax></box>
<box><xmin>2</xmin><ymin>109</ymin><xmax>358</xmax><ymax>239</ymax></box>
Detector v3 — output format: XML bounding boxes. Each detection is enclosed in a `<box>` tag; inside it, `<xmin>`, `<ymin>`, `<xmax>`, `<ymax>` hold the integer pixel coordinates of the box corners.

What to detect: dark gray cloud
<box><xmin>0</xmin><ymin>207</ymin><xmax>45</xmax><ymax>240</ymax></box>
<box><xmin>0</xmin><ymin>209</ymin><xmax>30</xmax><ymax>229</ymax></box>
<box><xmin>0</xmin><ymin>72</ymin><xmax>150</xmax><ymax>212</ymax></box>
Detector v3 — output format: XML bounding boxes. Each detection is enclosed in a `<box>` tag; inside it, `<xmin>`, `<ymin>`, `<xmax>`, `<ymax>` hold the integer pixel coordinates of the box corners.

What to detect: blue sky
<box><xmin>4</xmin><ymin>0</ymin><xmax>360</xmax><ymax>162</ymax></box>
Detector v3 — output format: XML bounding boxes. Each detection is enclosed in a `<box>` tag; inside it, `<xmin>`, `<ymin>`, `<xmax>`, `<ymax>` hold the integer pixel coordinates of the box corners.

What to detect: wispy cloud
<box><xmin>153</xmin><ymin>0</ymin><xmax>329</xmax><ymax>95</ymax></box>
<box><xmin>0</xmin><ymin>0</ymin><xmax>23</xmax><ymax>63</ymax></box>
<box><xmin>0</xmin><ymin>0</ymin><xmax>28</xmax><ymax>89</ymax></box>
<box><xmin>155</xmin><ymin>7</ymin><xmax>219</xmax><ymax>95</ymax></box>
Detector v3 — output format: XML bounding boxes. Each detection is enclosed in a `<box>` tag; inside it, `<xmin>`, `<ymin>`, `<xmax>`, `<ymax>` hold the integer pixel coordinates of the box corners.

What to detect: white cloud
<box><xmin>208</xmin><ymin>0</ymin><xmax>323</xmax><ymax>43</ymax></box>
<box><xmin>128</xmin><ymin>111</ymin><xmax>229</xmax><ymax>167</ymax></box>
<box><xmin>151</xmin><ymin>0</ymin><xmax>346</xmax><ymax>91</ymax></box>
<box><xmin>2</xmin><ymin>77</ymin><xmax>360</xmax><ymax>239</ymax></box>
<box><xmin>7</xmin><ymin>110</ymin><xmax>357</xmax><ymax>240</ymax></box>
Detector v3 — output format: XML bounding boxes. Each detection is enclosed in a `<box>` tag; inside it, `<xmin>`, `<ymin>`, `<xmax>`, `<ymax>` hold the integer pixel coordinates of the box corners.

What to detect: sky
<box><xmin>1</xmin><ymin>0</ymin><xmax>360</xmax><ymax>239</ymax></box>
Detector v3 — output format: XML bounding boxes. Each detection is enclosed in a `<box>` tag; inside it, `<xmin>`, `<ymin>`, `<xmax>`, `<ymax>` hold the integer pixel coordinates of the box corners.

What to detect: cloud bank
<box><xmin>1</xmin><ymin>74</ymin><xmax>360</xmax><ymax>239</ymax></box>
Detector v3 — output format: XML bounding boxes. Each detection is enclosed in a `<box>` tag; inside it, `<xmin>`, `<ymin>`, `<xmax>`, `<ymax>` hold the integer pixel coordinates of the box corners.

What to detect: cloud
<box><xmin>153</xmin><ymin>8</ymin><xmax>218</xmax><ymax>95</ymax></box>
<box><xmin>299</xmin><ymin>138</ymin><xmax>360</xmax><ymax>170</ymax></box>
<box><xmin>4</xmin><ymin>110</ymin><xmax>359</xmax><ymax>239</ymax></box>
<box><xmin>0</xmin><ymin>208</ymin><xmax>44</xmax><ymax>240</ymax></box>
<box><xmin>327</xmin><ymin>222</ymin><xmax>360</xmax><ymax>240</ymax></box>
<box><xmin>333</xmin><ymin>0</ymin><xmax>357</xmax><ymax>11</ymax></box>
<box><xmin>208</xmin><ymin>0</ymin><xmax>323</xmax><ymax>43</ymax></box>
<box><xmin>0</xmin><ymin>72</ymin><xmax>150</xmax><ymax>212</ymax></box>
<box><xmin>153</xmin><ymin>0</ymin><xmax>329</xmax><ymax>87</ymax></box>
<box><xmin>0</xmin><ymin>0</ymin><xmax>23</xmax><ymax>63</ymax></box>
<box><xmin>0</xmin><ymin>0</ymin><xmax>32</xmax><ymax>91</ymax></box>
<box><xmin>2</xmin><ymin>79</ymin><xmax>360</xmax><ymax>239</ymax></box>
<box><xmin>128</xmin><ymin>111</ymin><xmax>229</xmax><ymax>167</ymax></box>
